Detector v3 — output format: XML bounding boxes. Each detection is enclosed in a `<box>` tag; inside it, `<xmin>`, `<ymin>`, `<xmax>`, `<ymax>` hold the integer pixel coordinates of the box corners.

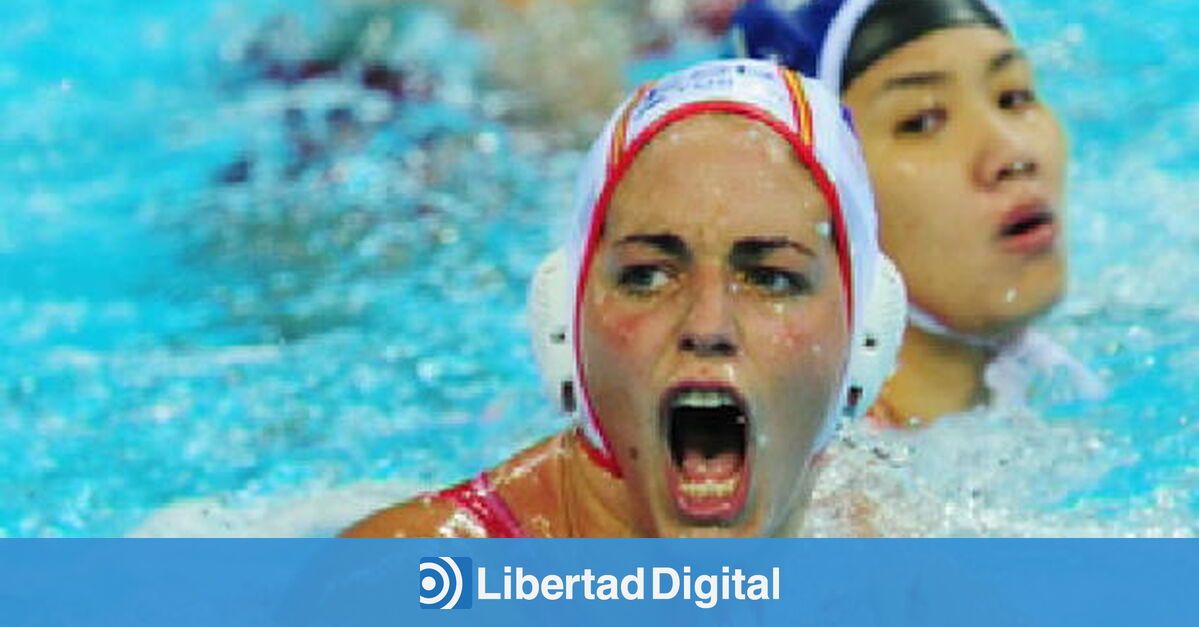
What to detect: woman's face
<box><xmin>579</xmin><ymin>114</ymin><xmax>848</xmax><ymax>537</ymax></box>
<box><xmin>844</xmin><ymin>26</ymin><xmax>1067</xmax><ymax>336</ymax></box>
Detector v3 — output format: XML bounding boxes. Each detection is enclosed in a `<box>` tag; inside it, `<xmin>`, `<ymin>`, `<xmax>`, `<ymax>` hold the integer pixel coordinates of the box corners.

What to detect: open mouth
<box><xmin>661</xmin><ymin>384</ymin><xmax>752</xmax><ymax>524</ymax></box>
<box><xmin>998</xmin><ymin>206</ymin><xmax>1056</xmax><ymax>254</ymax></box>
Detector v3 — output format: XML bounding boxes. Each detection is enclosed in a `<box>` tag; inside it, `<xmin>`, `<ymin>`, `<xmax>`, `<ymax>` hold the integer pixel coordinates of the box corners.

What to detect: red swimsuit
<box><xmin>433</xmin><ymin>472</ymin><xmax>529</xmax><ymax>538</ymax></box>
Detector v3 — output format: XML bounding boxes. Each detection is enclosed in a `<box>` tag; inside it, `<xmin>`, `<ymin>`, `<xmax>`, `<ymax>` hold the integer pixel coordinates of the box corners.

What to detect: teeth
<box><xmin>672</xmin><ymin>389</ymin><xmax>739</xmax><ymax>409</ymax></box>
<box><xmin>679</xmin><ymin>478</ymin><xmax>737</xmax><ymax>498</ymax></box>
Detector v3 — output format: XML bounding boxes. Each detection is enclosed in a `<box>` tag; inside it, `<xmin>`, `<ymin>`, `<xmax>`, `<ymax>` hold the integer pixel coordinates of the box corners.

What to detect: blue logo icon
<box><xmin>419</xmin><ymin>557</ymin><xmax>473</xmax><ymax>610</ymax></box>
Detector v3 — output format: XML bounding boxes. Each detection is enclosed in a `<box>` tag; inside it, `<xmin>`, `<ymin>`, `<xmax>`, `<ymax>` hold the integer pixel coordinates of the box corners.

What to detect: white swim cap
<box><xmin>565</xmin><ymin>59</ymin><xmax>882</xmax><ymax>475</ymax></box>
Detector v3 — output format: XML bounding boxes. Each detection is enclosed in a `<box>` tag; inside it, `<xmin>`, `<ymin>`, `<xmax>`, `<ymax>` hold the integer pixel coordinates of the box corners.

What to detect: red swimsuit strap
<box><xmin>436</xmin><ymin>472</ymin><xmax>528</xmax><ymax>538</ymax></box>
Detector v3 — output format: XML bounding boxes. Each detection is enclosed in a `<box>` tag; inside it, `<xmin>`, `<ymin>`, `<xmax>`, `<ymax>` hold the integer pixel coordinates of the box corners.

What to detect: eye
<box><xmin>617</xmin><ymin>264</ymin><xmax>673</xmax><ymax>295</ymax></box>
<box><xmin>895</xmin><ymin>108</ymin><xmax>947</xmax><ymax>136</ymax></box>
<box><xmin>998</xmin><ymin>88</ymin><xmax>1037</xmax><ymax>111</ymax></box>
<box><xmin>740</xmin><ymin>266</ymin><xmax>810</xmax><ymax>297</ymax></box>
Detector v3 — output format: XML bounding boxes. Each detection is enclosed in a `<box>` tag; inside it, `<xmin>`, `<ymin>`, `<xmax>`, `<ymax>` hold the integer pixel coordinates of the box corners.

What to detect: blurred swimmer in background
<box><xmin>731</xmin><ymin>0</ymin><xmax>1105</xmax><ymax>427</ymax></box>
<box><xmin>343</xmin><ymin>59</ymin><xmax>904</xmax><ymax>537</ymax></box>
<box><xmin>280</xmin><ymin>0</ymin><xmax>745</xmax><ymax>141</ymax></box>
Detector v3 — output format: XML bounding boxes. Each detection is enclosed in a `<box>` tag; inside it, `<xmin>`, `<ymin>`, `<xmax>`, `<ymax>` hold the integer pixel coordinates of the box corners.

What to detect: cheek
<box><xmin>586</xmin><ymin>302</ymin><xmax>651</xmax><ymax>358</ymax></box>
<box><xmin>751</xmin><ymin>304</ymin><xmax>847</xmax><ymax>375</ymax></box>
<box><xmin>876</xmin><ymin>171</ymin><xmax>984</xmax><ymax>274</ymax></box>
<box><xmin>581</xmin><ymin>289</ymin><xmax>676</xmax><ymax>383</ymax></box>
<box><xmin>603</xmin><ymin>311</ymin><xmax>648</xmax><ymax>350</ymax></box>
<box><xmin>1039</xmin><ymin>116</ymin><xmax>1068</xmax><ymax>193</ymax></box>
<box><xmin>749</xmin><ymin>305</ymin><xmax>846</xmax><ymax>477</ymax></box>
<box><xmin>867</xmin><ymin>137</ymin><xmax>960</xmax><ymax>187</ymax></box>
<box><xmin>871</xmin><ymin>155</ymin><xmax>960</xmax><ymax>234</ymax></box>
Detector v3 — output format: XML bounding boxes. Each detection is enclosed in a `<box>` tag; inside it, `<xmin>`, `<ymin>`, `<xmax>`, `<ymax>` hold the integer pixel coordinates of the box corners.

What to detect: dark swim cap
<box><xmin>731</xmin><ymin>0</ymin><xmax>1008</xmax><ymax>92</ymax></box>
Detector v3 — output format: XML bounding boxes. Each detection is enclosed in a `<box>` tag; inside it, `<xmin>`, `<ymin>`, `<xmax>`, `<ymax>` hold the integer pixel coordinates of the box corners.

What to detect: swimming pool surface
<box><xmin>0</xmin><ymin>0</ymin><xmax>1194</xmax><ymax>536</ymax></box>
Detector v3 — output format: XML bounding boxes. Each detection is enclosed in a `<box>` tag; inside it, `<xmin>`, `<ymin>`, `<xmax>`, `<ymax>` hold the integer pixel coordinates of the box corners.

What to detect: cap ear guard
<box><xmin>531</xmin><ymin>248</ymin><xmax>908</xmax><ymax>420</ymax></box>
<box><xmin>841</xmin><ymin>253</ymin><xmax>907</xmax><ymax>418</ymax></box>
<box><xmin>529</xmin><ymin>247</ymin><xmax>577</xmax><ymax>415</ymax></box>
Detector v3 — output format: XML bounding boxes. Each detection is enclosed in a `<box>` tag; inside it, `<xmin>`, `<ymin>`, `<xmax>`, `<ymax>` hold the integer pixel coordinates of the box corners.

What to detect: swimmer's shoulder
<box><xmin>339</xmin><ymin>431</ymin><xmax>574</xmax><ymax>538</ymax></box>
<box><xmin>865</xmin><ymin>394</ymin><xmax>911</xmax><ymax>429</ymax></box>
<box><xmin>488</xmin><ymin>431</ymin><xmax>576</xmax><ymax>537</ymax></box>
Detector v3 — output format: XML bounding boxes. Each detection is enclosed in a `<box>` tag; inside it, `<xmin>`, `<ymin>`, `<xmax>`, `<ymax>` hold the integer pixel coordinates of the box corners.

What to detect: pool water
<box><xmin>0</xmin><ymin>0</ymin><xmax>1194</xmax><ymax>537</ymax></box>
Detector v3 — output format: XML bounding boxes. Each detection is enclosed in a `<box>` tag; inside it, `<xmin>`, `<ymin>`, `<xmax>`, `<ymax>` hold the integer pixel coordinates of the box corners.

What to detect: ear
<box><xmin>842</xmin><ymin>254</ymin><xmax>907</xmax><ymax>417</ymax></box>
<box><xmin>528</xmin><ymin>248</ymin><xmax>577</xmax><ymax>414</ymax></box>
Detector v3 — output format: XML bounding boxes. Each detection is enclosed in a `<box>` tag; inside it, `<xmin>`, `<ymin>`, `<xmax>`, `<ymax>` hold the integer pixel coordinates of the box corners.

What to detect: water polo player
<box><xmin>732</xmin><ymin>0</ymin><xmax>1103</xmax><ymax>425</ymax></box>
<box><xmin>343</xmin><ymin>59</ymin><xmax>903</xmax><ymax>537</ymax></box>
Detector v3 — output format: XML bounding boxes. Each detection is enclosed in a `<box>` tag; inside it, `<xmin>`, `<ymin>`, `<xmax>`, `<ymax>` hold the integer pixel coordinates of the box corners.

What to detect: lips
<box><xmin>660</xmin><ymin>383</ymin><xmax>751</xmax><ymax>524</ymax></box>
<box><xmin>998</xmin><ymin>203</ymin><xmax>1057</xmax><ymax>254</ymax></box>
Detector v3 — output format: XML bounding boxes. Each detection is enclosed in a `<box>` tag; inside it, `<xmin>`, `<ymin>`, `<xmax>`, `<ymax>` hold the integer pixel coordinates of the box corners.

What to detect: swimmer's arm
<box><xmin>339</xmin><ymin>498</ymin><xmax>475</xmax><ymax>538</ymax></box>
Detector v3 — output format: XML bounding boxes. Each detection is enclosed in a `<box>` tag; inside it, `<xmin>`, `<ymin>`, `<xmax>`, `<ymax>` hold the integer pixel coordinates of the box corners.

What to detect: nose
<box><xmin>677</xmin><ymin>266</ymin><xmax>738</xmax><ymax>358</ymax></box>
<box><xmin>973</xmin><ymin>109</ymin><xmax>1040</xmax><ymax>190</ymax></box>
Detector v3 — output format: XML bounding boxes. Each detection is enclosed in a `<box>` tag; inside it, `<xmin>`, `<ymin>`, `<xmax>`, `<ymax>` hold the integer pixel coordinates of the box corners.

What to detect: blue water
<box><xmin>0</xmin><ymin>0</ymin><xmax>1195</xmax><ymax>537</ymax></box>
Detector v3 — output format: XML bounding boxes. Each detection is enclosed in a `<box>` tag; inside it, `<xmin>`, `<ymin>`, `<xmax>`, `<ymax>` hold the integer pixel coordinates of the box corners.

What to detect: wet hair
<box><xmin>843</xmin><ymin>0</ymin><xmax>1005</xmax><ymax>89</ymax></box>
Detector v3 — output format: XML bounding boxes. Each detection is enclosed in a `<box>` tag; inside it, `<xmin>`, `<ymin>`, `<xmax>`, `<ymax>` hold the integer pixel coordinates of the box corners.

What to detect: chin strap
<box><xmin>908</xmin><ymin>304</ymin><xmax>1107</xmax><ymax>408</ymax></box>
<box><xmin>984</xmin><ymin>330</ymin><xmax>1108</xmax><ymax>409</ymax></box>
<box><xmin>907</xmin><ymin>304</ymin><xmax>1007</xmax><ymax>351</ymax></box>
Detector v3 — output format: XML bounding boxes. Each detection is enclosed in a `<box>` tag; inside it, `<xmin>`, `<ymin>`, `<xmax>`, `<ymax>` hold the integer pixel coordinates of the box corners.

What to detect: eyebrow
<box><xmin>879</xmin><ymin>71</ymin><xmax>949</xmax><ymax>94</ymax></box>
<box><xmin>615</xmin><ymin>233</ymin><xmax>689</xmax><ymax>259</ymax></box>
<box><xmin>988</xmin><ymin>48</ymin><xmax>1026</xmax><ymax>75</ymax></box>
<box><xmin>730</xmin><ymin>237</ymin><xmax>815</xmax><ymax>263</ymax></box>
<box><xmin>614</xmin><ymin>234</ymin><xmax>814</xmax><ymax>263</ymax></box>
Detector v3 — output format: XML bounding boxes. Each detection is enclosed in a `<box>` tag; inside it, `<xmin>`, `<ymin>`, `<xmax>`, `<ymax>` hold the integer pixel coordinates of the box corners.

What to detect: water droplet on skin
<box><xmin>815</xmin><ymin>221</ymin><xmax>831</xmax><ymax>239</ymax></box>
<box><xmin>772</xmin><ymin>303</ymin><xmax>785</xmax><ymax>315</ymax></box>
<box><xmin>721</xmin><ymin>364</ymin><xmax>738</xmax><ymax>383</ymax></box>
<box><xmin>811</xmin><ymin>343</ymin><xmax>823</xmax><ymax>354</ymax></box>
<box><xmin>766</xmin><ymin>141</ymin><xmax>788</xmax><ymax>165</ymax></box>
<box><xmin>1005</xmin><ymin>288</ymin><xmax>1018</xmax><ymax>303</ymax></box>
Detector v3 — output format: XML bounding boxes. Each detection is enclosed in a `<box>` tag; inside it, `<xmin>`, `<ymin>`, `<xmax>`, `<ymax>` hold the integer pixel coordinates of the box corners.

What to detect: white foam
<box><xmin>801</xmin><ymin>408</ymin><xmax>1196</xmax><ymax>538</ymax></box>
<box><xmin>128</xmin><ymin>480</ymin><xmax>425</xmax><ymax>538</ymax></box>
